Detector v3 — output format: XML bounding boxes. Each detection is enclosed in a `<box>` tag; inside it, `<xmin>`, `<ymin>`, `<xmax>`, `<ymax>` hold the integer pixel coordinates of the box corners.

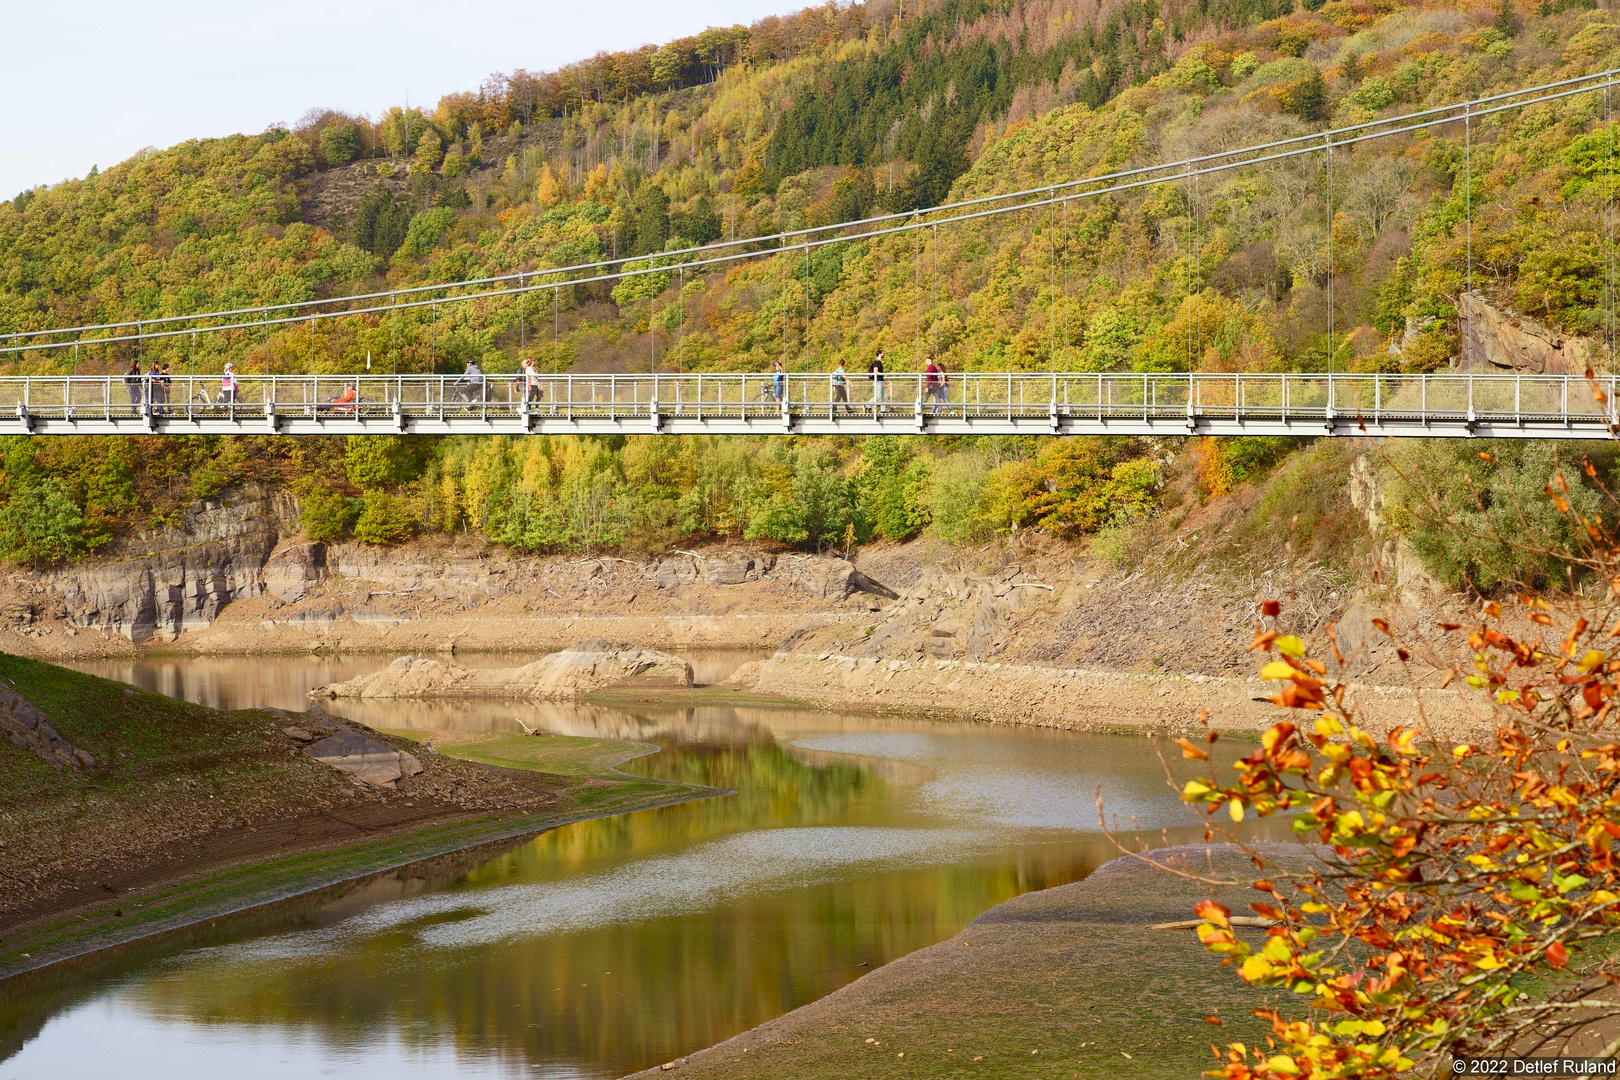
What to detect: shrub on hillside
<box><xmin>924</xmin><ymin>451</ymin><xmax>991</xmax><ymax>543</ymax></box>
<box><xmin>1382</xmin><ymin>440</ymin><xmax>1617</xmax><ymax>591</ymax></box>
<box><xmin>352</xmin><ymin>491</ymin><xmax>417</xmax><ymax>544</ymax></box>
<box><xmin>297</xmin><ymin>483</ymin><xmax>355</xmax><ymax>541</ymax></box>
<box><xmin>1235</xmin><ymin>440</ymin><xmax>1361</xmax><ymax>564</ymax></box>
<box><xmin>0</xmin><ymin>477</ymin><xmax>86</xmax><ymax>565</ymax></box>
<box><xmin>981</xmin><ymin>438</ymin><xmax>1159</xmax><ymax>538</ymax></box>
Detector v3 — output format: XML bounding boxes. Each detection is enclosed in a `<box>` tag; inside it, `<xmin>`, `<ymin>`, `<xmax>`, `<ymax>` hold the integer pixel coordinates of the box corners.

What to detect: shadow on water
<box><xmin>5</xmin><ymin>652</ymin><xmax>1283</xmax><ymax>1079</ymax></box>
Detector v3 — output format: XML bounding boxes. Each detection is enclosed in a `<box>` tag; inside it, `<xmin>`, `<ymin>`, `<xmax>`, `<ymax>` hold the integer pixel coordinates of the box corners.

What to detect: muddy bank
<box><xmin>623</xmin><ymin>844</ymin><xmax>1308</xmax><ymax>1080</ymax></box>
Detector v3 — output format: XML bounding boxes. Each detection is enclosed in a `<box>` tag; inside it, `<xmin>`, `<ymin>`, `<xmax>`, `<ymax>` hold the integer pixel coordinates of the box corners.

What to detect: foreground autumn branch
<box><xmin>1170</xmin><ymin>462</ymin><xmax>1620</xmax><ymax>1078</ymax></box>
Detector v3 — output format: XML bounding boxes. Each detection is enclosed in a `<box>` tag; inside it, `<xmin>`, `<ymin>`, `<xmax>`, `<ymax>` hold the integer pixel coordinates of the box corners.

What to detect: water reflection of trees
<box><xmin>106</xmin><ymin>740</ymin><xmax>1124</xmax><ymax>1076</ymax></box>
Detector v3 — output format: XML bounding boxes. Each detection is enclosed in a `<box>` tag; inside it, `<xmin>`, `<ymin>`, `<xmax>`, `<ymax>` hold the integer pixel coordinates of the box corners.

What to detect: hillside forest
<box><xmin>2</xmin><ymin>0</ymin><xmax>1619</xmax><ymax>584</ymax></box>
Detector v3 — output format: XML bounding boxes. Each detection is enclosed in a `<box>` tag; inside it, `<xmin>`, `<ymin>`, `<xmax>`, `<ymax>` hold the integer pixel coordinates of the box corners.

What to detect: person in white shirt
<box><xmin>513</xmin><ymin>358</ymin><xmax>543</xmax><ymax>405</ymax></box>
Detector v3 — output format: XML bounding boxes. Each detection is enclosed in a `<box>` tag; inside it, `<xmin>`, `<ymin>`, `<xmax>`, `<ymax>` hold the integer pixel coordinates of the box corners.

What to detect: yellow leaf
<box><xmin>1265</xmin><ymin>1055</ymin><xmax>1302</xmax><ymax>1076</ymax></box>
<box><xmin>1275</xmin><ymin>635</ymin><xmax>1305</xmax><ymax>657</ymax></box>
<box><xmin>1260</xmin><ymin>661</ymin><xmax>1297</xmax><ymax>680</ymax></box>
<box><xmin>1363</xmin><ymin>1020</ymin><xmax>1386</xmax><ymax>1037</ymax></box>
<box><xmin>1239</xmin><ymin>954</ymin><xmax>1273</xmax><ymax>982</ymax></box>
<box><xmin>1229</xmin><ymin>799</ymin><xmax>1246</xmax><ymax>823</ymax></box>
<box><xmin>1581</xmin><ymin>650</ymin><xmax>1607</xmax><ymax>674</ymax></box>
<box><xmin>1315</xmin><ymin>716</ymin><xmax>1344</xmax><ymax>736</ymax></box>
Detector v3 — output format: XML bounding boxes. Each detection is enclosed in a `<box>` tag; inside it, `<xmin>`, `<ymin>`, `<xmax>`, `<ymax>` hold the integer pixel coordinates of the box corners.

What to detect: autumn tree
<box><xmin>1156</xmin><ymin>450</ymin><xmax>1620</xmax><ymax>1076</ymax></box>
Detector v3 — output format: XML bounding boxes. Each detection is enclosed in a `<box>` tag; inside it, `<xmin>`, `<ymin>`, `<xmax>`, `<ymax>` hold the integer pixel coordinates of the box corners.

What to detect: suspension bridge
<box><xmin>0</xmin><ymin>371</ymin><xmax>1611</xmax><ymax>438</ymax></box>
<box><xmin>6</xmin><ymin>69</ymin><xmax>1620</xmax><ymax>439</ymax></box>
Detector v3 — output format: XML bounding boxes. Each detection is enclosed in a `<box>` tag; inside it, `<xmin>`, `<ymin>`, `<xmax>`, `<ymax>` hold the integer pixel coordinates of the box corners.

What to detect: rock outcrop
<box><xmin>0</xmin><ymin>682</ymin><xmax>93</xmax><ymax>771</ymax></box>
<box><xmin>1347</xmin><ymin>453</ymin><xmax>1439</xmax><ymax>606</ymax></box>
<box><xmin>295</xmin><ymin>727</ymin><xmax>423</xmax><ymax>787</ymax></box>
<box><xmin>41</xmin><ymin>484</ymin><xmax>299</xmax><ymax>642</ymax></box>
<box><xmin>21</xmin><ymin>479</ymin><xmax>898</xmax><ymax>650</ymax></box>
<box><xmin>311</xmin><ymin>640</ymin><xmax>695</xmax><ymax>700</ymax></box>
<box><xmin>1454</xmin><ymin>291</ymin><xmax>1594</xmax><ymax>376</ymax></box>
<box><xmin>262</xmin><ymin>541</ymin><xmax>328</xmax><ymax>603</ymax></box>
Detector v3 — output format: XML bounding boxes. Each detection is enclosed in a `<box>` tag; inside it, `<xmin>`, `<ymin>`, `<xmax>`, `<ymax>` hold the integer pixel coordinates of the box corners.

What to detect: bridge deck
<box><xmin>0</xmin><ymin>372</ymin><xmax>1611</xmax><ymax>438</ymax></box>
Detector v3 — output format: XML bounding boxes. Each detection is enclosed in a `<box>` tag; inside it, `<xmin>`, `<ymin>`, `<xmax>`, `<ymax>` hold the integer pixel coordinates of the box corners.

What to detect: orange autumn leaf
<box><xmin>1175</xmin><ymin>737</ymin><xmax>1209</xmax><ymax>761</ymax></box>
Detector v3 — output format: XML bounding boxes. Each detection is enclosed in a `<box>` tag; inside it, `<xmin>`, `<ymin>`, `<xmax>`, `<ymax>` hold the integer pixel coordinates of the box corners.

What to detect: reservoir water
<box><xmin>2</xmin><ymin>652</ymin><xmax>1220</xmax><ymax>1079</ymax></box>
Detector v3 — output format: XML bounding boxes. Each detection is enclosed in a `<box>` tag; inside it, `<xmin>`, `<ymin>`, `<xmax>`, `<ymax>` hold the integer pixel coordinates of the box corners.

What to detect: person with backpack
<box><xmin>831</xmin><ymin>361</ymin><xmax>850</xmax><ymax>416</ymax></box>
<box><xmin>924</xmin><ymin>356</ymin><xmax>949</xmax><ymax>414</ymax></box>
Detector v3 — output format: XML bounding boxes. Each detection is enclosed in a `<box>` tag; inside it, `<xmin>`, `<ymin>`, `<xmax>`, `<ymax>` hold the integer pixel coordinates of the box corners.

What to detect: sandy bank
<box><xmin>313</xmin><ymin>640</ymin><xmax>694</xmax><ymax>700</ymax></box>
<box><xmin>730</xmin><ymin>649</ymin><xmax>1489</xmax><ymax>740</ymax></box>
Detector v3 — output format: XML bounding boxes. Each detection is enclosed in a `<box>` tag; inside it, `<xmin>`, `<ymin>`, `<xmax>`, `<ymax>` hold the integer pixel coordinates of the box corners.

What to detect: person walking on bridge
<box><xmin>220</xmin><ymin>363</ymin><xmax>238</xmax><ymax>405</ymax></box>
<box><xmin>512</xmin><ymin>357</ymin><xmax>543</xmax><ymax>406</ymax></box>
<box><xmin>923</xmin><ymin>356</ymin><xmax>946</xmax><ymax>415</ymax></box>
<box><xmin>869</xmin><ymin>349</ymin><xmax>886</xmax><ymax>409</ymax></box>
<box><xmin>771</xmin><ymin>360</ymin><xmax>786</xmax><ymax>404</ymax></box>
<box><xmin>124</xmin><ymin>361</ymin><xmax>144</xmax><ymax>407</ymax></box>
<box><xmin>831</xmin><ymin>361</ymin><xmax>850</xmax><ymax>417</ymax></box>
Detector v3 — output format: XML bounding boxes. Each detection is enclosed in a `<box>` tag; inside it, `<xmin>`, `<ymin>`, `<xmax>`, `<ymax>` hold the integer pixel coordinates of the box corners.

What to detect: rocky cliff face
<box><xmin>42</xmin><ymin>485</ymin><xmax>300</xmax><ymax>643</ymax></box>
<box><xmin>1453</xmin><ymin>291</ymin><xmax>1594</xmax><ymax>376</ymax></box>
<box><xmin>8</xmin><ymin>485</ymin><xmax>901</xmax><ymax>652</ymax></box>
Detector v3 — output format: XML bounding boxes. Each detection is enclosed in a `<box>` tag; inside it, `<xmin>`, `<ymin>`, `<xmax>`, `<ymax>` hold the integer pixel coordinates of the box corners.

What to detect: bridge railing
<box><xmin>0</xmin><ymin>372</ymin><xmax>1611</xmax><ymax>428</ymax></box>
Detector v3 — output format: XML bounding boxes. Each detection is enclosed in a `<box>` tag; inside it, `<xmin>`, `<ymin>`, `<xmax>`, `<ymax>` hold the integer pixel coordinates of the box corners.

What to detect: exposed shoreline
<box><xmin>0</xmin><ymin>780</ymin><xmax>717</xmax><ymax>984</ymax></box>
<box><xmin>620</xmin><ymin>843</ymin><xmax>1311</xmax><ymax>1079</ymax></box>
<box><xmin>730</xmin><ymin>649</ymin><xmax>1491</xmax><ymax>739</ymax></box>
<box><xmin>0</xmin><ymin>693</ymin><xmax>725</xmax><ymax>985</ymax></box>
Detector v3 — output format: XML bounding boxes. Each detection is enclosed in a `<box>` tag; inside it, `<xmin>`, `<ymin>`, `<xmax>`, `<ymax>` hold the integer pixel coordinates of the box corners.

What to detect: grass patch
<box><xmin>0</xmin><ymin>652</ymin><xmax>281</xmax><ymax>809</ymax></box>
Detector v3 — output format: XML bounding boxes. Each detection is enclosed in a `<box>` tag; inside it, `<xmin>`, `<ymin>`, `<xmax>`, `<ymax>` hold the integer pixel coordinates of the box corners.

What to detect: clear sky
<box><xmin>6</xmin><ymin>0</ymin><xmax>806</xmax><ymax>199</ymax></box>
